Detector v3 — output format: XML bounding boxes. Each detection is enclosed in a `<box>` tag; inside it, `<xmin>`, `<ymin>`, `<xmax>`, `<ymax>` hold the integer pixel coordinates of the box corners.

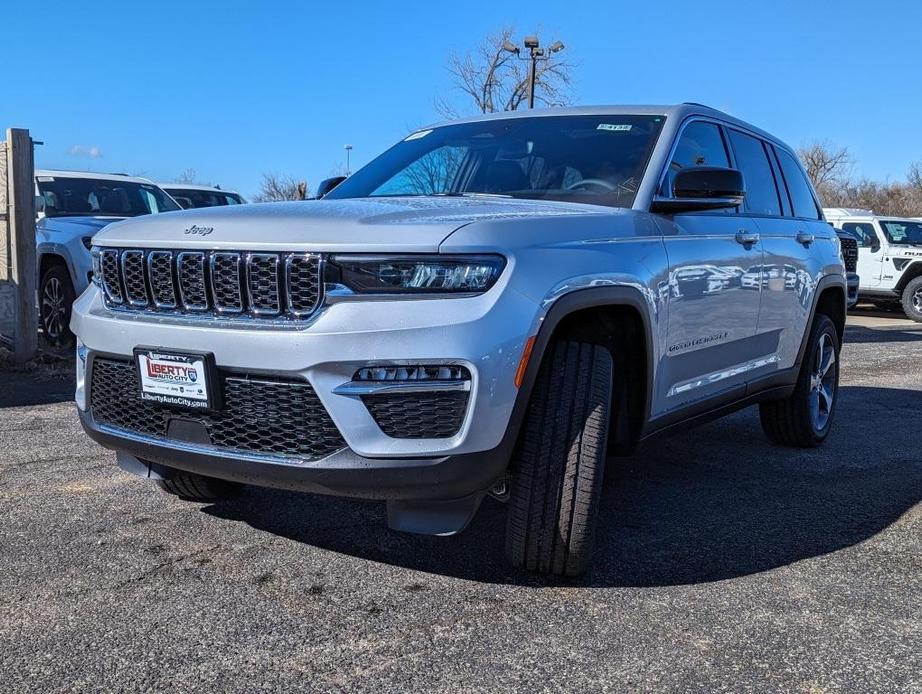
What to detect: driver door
<box><xmin>842</xmin><ymin>221</ymin><xmax>884</xmax><ymax>287</ymax></box>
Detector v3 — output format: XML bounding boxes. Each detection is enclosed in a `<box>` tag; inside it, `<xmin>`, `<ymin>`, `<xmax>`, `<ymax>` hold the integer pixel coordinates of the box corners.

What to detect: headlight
<box><xmin>325</xmin><ymin>255</ymin><xmax>505</xmax><ymax>295</ymax></box>
<box><xmin>90</xmin><ymin>247</ymin><xmax>102</xmax><ymax>285</ymax></box>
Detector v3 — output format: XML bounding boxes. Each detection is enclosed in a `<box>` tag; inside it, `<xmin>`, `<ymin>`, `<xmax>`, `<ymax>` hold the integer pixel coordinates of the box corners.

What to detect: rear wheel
<box><xmin>157</xmin><ymin>470</ymin><xmax>242</xmax><ymax>502</ymax></box>
<box><xmin>505</xmin><ymin>340</ymin><xmax>613</xmax><ymax>577</ymax></box>
<box><xmin>900</xmin><ymin>276</ymin><xmax>922</xmax><ymax>322</ymax></box>
<box><xmin>40</xmin><ymin>264</ymin><xmax>75</xmax><ymax>349</ymax></box>
<box><xmin>759</xmin><ymin>314</ymin><xmax>840</xmax><ymax>447</ymax></box>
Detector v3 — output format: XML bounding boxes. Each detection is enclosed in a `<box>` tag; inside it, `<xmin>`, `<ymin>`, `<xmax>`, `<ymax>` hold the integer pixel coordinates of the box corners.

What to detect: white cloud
<box><xmin>68</xmin><ymin>144</ymin><xmax>103</xmax><ymax>158</ymax></box>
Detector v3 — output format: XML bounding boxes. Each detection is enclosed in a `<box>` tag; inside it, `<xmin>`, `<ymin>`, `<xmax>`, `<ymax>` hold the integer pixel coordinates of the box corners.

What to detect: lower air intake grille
<box><xmin>90</xmin><ymin>358</ymin><xmax>345</xmax><ymax>460</ymax></box>
<box><xmin>362</xmin><ymin>391</ymin><xmax>469</xmax><ymax>438</ymax></box>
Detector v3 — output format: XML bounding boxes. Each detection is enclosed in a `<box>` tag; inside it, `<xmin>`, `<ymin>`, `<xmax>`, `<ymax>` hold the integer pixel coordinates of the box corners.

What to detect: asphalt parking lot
<box><xmin>1</xmin><ymin>309</ymin><xmax>920</xmax><ymax>693</ymax></box>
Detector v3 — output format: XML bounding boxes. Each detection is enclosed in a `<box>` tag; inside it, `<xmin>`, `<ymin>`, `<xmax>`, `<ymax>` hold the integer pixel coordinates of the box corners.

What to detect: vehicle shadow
<box><xmin>204</xmin><ymin>385</ymin><xmax>921</xmax><ymax>588</ymax></box>
<box><xmin>0</xmin><ymin>367</ymin><xmax>75</xmax><ymax>408</ymax></box>
<box><xmin>845</xmin><ymin>325</ymin><xmax>922</xmax><ymax>344</ymax></box>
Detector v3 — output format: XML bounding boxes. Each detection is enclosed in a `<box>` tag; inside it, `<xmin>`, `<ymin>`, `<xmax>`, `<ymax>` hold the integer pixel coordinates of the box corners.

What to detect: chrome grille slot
<box><xmin>246</xmin><ymin>253</ymin><xmax>281</xmax><ymax>316</ymax></box>
<box><xmin>147</xmin><ymin>251</ymin><xmax>176</xmax><ymax>308</ymax></box>
<box><xmin>100</xmin><ymin>249</ymin><xmax>124</xmax><ymax>304</ymax></box>
<box><xmin>95</xmin><ymin>247</ymin><xmax>323</xmax><ymax>322</ymax></box>
<box><xmin>121</xmin><ymin>250</ymin><xmax>149</xmax><ymax>307</ymax></box>
<box><xmin>210</xmin><ymin>252</ymin><xmax>243</xmax><ymax>313</ymax></box>
<box><xmin>286</xmin><ymin>254</ymin><xmax>322</xmax><ymax>316</ymax></box>
<box><xmin>177</xmin><ymin>252</ymin><xmax>208</xmax><ymax>311</ymax></box>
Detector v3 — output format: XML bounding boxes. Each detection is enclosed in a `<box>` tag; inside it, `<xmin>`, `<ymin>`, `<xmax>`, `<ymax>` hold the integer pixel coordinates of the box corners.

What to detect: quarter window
<box><xmin>776</xmin><ymin>148</ymin><xmax>821</xmax><ymax>219</ymax></box>
<box><xmin>727</xmin><ymin>130</ymin><xmax>781</xmax><ymax>216</ymax></box>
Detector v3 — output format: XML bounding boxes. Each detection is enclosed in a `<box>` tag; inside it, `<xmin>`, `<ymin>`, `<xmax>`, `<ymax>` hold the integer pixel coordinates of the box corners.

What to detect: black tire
<box><xmin>39</xmin><ymin>264</ymin><xmax>76</xmax><ymax>348</ymax></box>
<box><xmin>505</xmin><ymin>340</ymin><xmax>613</xmax><ymax>577</ymax></box>
<box><xmin>900</xmin><ymin>276</ymin><xmax>922</xmax><ymax>323</ymax></box>
<box><xmin>157</xmin><ymin>470</ymin><xmax>242</xmax><ymax>502</ymax></box>
<box><xmin>759</xmin><ymin>314</ymin><xmax>840</xmax><ymax>447</ymax></box>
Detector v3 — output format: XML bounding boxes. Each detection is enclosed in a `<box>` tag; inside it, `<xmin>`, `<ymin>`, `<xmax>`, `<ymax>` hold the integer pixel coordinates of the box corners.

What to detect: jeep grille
<box><xmin>97</xmin><ymin>248</ymin><xmax>322</xmax><ymax>320</ymax></box>
<box><xmin>840</xmin><ymin>236</ymin><xmax>858</xmax><ymax>273</ymax></box>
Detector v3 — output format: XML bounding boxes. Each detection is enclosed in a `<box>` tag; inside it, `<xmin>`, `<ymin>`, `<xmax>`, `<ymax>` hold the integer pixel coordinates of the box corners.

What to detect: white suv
<box><xmin>824</xmin><ymin>208</ymin><xmax>922</xmax><ymax>321</ymax></box>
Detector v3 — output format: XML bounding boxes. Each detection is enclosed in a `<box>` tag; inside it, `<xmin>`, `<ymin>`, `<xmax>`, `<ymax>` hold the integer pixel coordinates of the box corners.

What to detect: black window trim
<box><xmin>772</xmin><ymin>144</ymin><xmax>823</xmax><ymax>222</ymax></box>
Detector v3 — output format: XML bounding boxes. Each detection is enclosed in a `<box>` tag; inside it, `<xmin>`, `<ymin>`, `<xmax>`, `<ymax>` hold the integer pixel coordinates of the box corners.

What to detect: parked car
<box><xmin>159</xmin><ymin>183</ymin><xmax>246</xmax><ymax>209</ymax></box>
<box><xmin>824</xmin><ymin>208</ymin><xmax>922</xmax><ymax>320</ymax></box>
<box><xmin>73</xmin><ymin>104</ymin><xmax>847</xmax><ymax>576</ymax></box>
<box><xmin>832</xmin><ymin>227</ymin><xmax>860</xmax><ymax>308</ymax></box>
<box><xmin>35</xmin><ymin>170</ymin><xmax>180</xmax><ymax>346</ymax></box>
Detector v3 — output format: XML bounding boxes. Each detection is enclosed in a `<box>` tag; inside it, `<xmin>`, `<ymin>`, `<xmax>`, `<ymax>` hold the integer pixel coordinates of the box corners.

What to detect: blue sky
<box><xmin>4</xmin><ymin>0</ymin><xmax>920</xmax><ymax>198</ymax></box>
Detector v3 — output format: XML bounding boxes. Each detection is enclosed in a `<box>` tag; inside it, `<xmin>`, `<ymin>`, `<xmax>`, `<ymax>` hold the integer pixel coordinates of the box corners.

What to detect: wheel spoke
<box><xmin>821</xmin><ymin>346</ymin><xmax>836</xmax><ymax>376</ymax></box>
<box><xmin>819</xmin><ymin>385</ymin><xmax>833</xmax><ymax>413</ymax></box>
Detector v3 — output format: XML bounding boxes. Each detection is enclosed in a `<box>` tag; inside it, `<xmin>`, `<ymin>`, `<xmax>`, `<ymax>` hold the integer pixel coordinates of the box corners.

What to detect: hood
<box><xmin>93</xmin><ymin>197</ymin><xmax>611</xmax><ymax>252</ymax></box>
<box><xmin>41</xmin><ymin>216</ymin><xmax>126</xmax><ymax>233</ymax></box>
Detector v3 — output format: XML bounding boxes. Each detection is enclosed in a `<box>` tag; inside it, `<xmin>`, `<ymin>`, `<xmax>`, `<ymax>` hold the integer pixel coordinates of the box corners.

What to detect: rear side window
<box><xmin>776</xmin><ymin>148</ymin><xmax>821</xmax><ymax>219</ymax></box>
<box><xmin>841</xmin><ymin>222</ymin><xmax>878</xmax><ymax>248</ymax></box>
<box><xmin>727</xmin><ymin>130</ymin><xmax>781</xmax><ymax>216</ymax></box>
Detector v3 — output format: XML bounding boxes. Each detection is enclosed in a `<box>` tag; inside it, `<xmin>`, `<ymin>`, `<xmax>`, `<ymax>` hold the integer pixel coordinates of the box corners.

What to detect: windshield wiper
<box><xmin>427</xmin><ymin>191</ymin><xmax>513</xmax><ymax>198</ymax></box>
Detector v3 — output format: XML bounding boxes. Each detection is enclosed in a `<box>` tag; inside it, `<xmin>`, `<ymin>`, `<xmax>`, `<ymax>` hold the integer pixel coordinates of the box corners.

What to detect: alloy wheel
<box><xmin>808</xmin><ymin>332</ymin><xmax>836</xmax><ymax>431</ymax></box>
<box><xmin>41</xmin><ymin>277</ymin><xmax>67</xmax><ymax>340</ymax></box>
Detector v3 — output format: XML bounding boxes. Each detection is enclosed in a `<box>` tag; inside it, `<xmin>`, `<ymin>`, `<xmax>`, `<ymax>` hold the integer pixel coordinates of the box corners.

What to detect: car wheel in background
<box><xmin>40</xmin><ymin>264</ymin><xmax>76</xmax><ymax>349</ymax></box>
<box><xmin>156</xmin><ymin>469</ymin><xmax>242</xmax><ymax>502</ymax></box>
<box><xmin>900</xmin><ymin>276</ymin><xmax>922</xmax><ymax>323</ymax></box>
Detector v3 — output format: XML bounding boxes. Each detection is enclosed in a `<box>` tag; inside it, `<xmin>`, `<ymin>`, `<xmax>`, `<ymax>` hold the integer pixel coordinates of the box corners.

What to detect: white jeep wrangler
<box><xmin>824</xmin><ymin>208</ymin><xmax>922</xmax><ymax>321</ymax></box>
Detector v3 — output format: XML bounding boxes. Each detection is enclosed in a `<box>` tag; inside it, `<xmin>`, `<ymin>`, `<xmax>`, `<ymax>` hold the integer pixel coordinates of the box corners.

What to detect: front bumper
<box><xmin>79</xmin><ymin>409</ymin><xmax>509</xmax><ymax>502</ymax></box>
<box><xmin>846</xmin><ymin>272</ymin><xmax>860</xmax><ymax>308</ymax></box>
<box><xmin>72</xmin><ymin>279</ymin><xmax>540</xmax><ymax>505</ymax></box>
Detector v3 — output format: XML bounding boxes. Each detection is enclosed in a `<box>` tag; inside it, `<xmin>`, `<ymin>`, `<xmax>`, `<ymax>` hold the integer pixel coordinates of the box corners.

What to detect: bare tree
<box><xmin>176</xmin><ymin>168</ymin><xmax>198</xmax><ymax>184</ymax></box>
<box><xmin>253</xmin><ymin>173</ymin><xmax>309</xmax><ymax>202</ymax></box>
<box><xmin>436</xmin><ymin>27</ymin><xmax>573</xmax><ymax>118</ymax></box>
<box><xmin>798</xmin><ymin>141</ymin><xmax>852</xmax><ymax>190</ymax></box>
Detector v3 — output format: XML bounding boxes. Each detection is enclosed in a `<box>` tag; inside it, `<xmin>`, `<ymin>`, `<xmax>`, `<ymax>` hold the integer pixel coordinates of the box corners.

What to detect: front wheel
<box><xmin>505</xmin><ymin>340</ymin><xmax>613</xmax><ymax>577</ymax></box>
<box><xmin>900</xmin><ymin>276</ymin><xmax>922</xmax><ymax>323</ymax></box>
<box><xmin>759</xmin><ymin>314</ymin><xmax>840</xmax><ymax>447</ymax></box>
<box><xmin>40</xmin><ymin>265</ymin><xmax>76</xmax><ymax>348</ymax></box>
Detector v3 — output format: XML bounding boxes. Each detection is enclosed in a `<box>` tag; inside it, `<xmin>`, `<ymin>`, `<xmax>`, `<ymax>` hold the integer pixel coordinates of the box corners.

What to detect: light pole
<box><xmin>344</xmin><ymin>144</ymin><xmax>353</xmax><ymax>176</ymax></box>
<box><xmin>502</xmin><ymin>36</ymin><xmax>565</xmax><ymax>109</ymax></box>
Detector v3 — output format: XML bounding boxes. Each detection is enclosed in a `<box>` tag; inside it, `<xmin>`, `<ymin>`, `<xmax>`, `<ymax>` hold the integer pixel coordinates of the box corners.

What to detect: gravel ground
<box><xmin>1</xmin><ymin>309</ymin><xmax>920</xmax><ymax>692</ymax></box>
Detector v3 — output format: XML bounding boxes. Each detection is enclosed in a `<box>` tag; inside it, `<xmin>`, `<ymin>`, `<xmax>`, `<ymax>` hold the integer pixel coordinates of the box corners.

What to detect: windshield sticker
<box><xmin>405</xmin><ymin>129</ymin><xmax>432</xmax><ymax>141</ymax></box>
<box><xmin>36</xmin><ymin>176</ymin><xmax>55</xmax><ymax>182</ymax></box>
<box><xmin>597</xmin><ymin>124</ymin><xmax>633</xmax><ymax>132</ymax></box>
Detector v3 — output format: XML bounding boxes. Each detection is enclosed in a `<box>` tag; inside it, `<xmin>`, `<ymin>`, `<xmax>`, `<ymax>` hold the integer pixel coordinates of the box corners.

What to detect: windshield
<box><xmin>325</xmin><ymin>114</ymin><xmax>666</xmax><ymax>208</ymax></box>
<box><xmin>166</xmin><ymin>188</ymin><xmax>246</xmax><ymax>208</ymax></box>
<box><xmin>878</xmin><ymin>220</ymin><xmax>922</xmax><ymax>245</ymax></box>
<box><xmin>37</xmin><ymin>177</ymin><xmax>180</xmax><ymax>218</ymax></box>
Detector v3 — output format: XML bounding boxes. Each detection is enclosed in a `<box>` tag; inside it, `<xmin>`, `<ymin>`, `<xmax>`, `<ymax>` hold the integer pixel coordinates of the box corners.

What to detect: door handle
<box><xmin>735</xmin><ymin>230</ymin><xmax>760</xmax><ymax>247</ymax></box>
<box><xmin>796</xmin><ymin>232</ymin><xmax>815</xmax><ymax>246</ymax></box>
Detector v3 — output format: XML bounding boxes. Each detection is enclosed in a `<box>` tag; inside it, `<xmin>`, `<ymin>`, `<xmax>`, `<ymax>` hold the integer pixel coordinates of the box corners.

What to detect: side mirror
<box><xmin>34</xmin><ymin>194</ymin><xmax>46</xmax><ymax>218</ymax></box>
<box><xmin>651</xmin><ymin>167</ymin><xmax>745</xmax><ymax>214</ymax></box>
<box><xmin>869</xmin><ymin>239</ymin><xmax>881</xmax><ymax>253</ymax></box>
<box><xmin>316</xmin><ymin>176</ymin><xmax>347</xmax><ymax>199</ymax></box>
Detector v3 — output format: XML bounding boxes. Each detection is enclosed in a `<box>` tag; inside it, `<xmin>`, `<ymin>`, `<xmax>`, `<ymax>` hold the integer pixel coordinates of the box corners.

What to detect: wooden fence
<box><xmin>0</xmin><ymin>128</ymin><xmax>37</xmax><ymax>361</ymax></box>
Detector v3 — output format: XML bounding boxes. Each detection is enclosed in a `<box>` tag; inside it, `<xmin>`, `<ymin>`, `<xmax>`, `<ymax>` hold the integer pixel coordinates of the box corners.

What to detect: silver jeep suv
<box><xmin>73</xmin><ymin>104</ymin><xmax>846</xmax><ymax>576</ymax></box>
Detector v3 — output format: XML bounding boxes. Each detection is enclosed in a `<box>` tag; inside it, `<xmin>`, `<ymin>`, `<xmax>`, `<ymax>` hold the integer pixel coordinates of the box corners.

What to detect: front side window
<box><xmin>664</xmin><ymin>121</ymin><xmax>730</xmax><ymax>194</ymax></box>
<box><xmin>878</xmin><ymin>220</ymin><xmax>922</xmax><ymax>245</ymax></box>
<box><xmin>775</xmin><ymin>148</ymin><xmax>821</xmax><ymax>219</ymax></box>
<box><xmin>37</xmin><ymin>177</ymin><xmax>180</xmax><ymax>218</ymax></box>
<box><xmin>841</xmin><ymin>222</ymin><xmax>879</xmax><ymax>248</ymax></box>
<box><xmin>167</xmin><ymin>188</ymin><xmax>246</xmax><ymax>208</ymax></box>
<box><xmin>728</xmin><ymin>130</ymin><xmax>781</xmax><ymax>216</ymax></box>
<box><xmin>325</xmin><ymin>115</ymin><xmax>666</xmax><ymax>209</ymax></box>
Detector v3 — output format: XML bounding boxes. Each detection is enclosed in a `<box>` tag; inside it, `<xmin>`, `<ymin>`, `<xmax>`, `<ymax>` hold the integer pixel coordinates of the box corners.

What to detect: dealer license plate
<box><xmin>134</xmin><ymin>348</ymin><xmax>216</xmax><ymax>410</ymax></box>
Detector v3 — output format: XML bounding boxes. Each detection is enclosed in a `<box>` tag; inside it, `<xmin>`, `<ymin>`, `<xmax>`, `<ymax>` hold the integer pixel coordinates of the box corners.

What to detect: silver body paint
<box><xmin>71</xmin><ymin>104</ymin><xmax>845</xmax><ymax>502</ymax></box>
